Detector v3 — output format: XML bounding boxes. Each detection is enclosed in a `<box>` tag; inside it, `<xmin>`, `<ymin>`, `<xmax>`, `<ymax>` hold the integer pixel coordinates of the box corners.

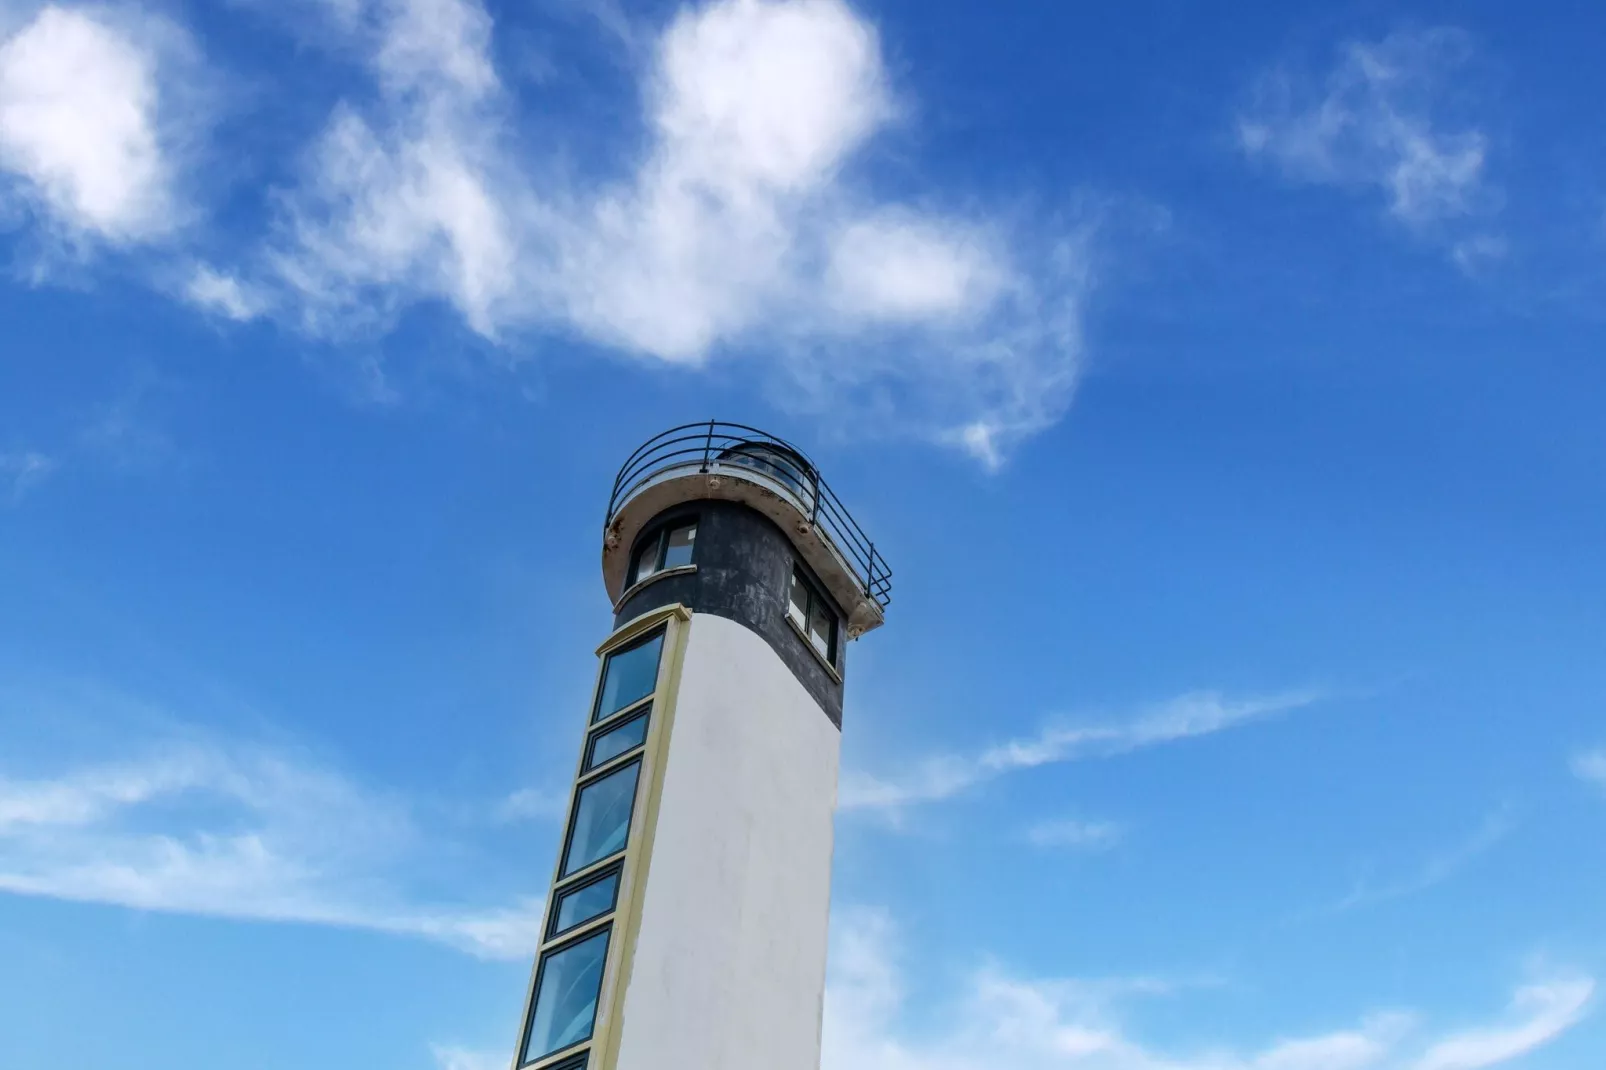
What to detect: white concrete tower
<box><xmin>511</xmin><ymin>422</ymin><xmax>891</xmax><ymax>1070</ymax></box>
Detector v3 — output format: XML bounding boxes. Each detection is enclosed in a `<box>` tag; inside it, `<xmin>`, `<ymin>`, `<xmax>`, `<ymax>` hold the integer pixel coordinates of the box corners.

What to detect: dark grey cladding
<box><xmin>613</xmin><ymin>500</ymin><xmax>847</xmax><ymax>728</ymax></box>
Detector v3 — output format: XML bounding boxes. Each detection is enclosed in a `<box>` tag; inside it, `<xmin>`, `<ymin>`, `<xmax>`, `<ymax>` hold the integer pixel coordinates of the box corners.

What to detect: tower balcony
<box><xmin>603</xmin><ymin>421</ymin><xmax>891</xmax><ymax>637</ymax></box>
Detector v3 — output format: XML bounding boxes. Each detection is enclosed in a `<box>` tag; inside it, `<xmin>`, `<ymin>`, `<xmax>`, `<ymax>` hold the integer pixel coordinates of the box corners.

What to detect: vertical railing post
<box><xmin>700</xmin><ymin>419</ymin><xmax>715</xmax><ymax>473</ymax></box>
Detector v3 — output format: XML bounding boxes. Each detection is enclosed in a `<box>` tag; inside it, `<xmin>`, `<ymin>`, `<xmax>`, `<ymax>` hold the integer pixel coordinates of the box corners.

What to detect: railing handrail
<box><xmin>606</xmin><ymin>421</ymin><xmax>892</xmax><ymax>608</ymax></box>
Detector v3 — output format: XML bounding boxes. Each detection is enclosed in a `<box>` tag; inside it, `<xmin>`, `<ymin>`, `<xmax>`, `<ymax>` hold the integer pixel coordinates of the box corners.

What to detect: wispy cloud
<box><xmin>0</xmin><ymin>734</ymin><xmax>544</xmax><ymax>958</ymax></box>
<box><xmin>496</xmin><ymin>785</ymin><xmax>568</xmax><ymax>823</ymax></box>
<box><xmin>1571</xmin><ymin>748</ymin><xmax>1606</xmax><ymax>790</ymax></box>
<box><xmin>431</xmin><ymin>1046</ymin><xmax>504</xmax><ymax>1070</ymax></box>
<box><xmin>184</xmin><ymin>263</ymin><xmax>266</xmax><ymax>321</ymax></box>
<box><xmin>0</xmin><ymin>2</ymin><xmax>204</xmax><ymax>248</ymax></box>
<box><xmin>1239</xmin><ymin>28</ymin><xmax>1498</xmax><ymax>261</ymax></box>
<box><xmin>1325</xmin><ymin>809</ymin><xmax>1516</xmax><ymax>915</ymax></box>
<box><xmin>0</xmin><ymin>448</ymin><xmax>55</xmax><ymax>501</ymax></box>
<box><xmin>822</xmin><ymin>910</ymin><xmax>1593</xmax><ymax>1070</ymax></box>
<box><xmin>839</xmin><ymin>689</ymin><xmax>1321</xmax><ymax>816</ymax></box>
<box><xmin>1025</xmin><ymin>817</ymin><xmax>1124</xmax><ymax>852</ymax></box>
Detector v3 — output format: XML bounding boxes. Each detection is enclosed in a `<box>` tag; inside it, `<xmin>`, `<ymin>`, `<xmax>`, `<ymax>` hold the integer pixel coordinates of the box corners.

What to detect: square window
<box><xmin>661</xmin><ymin>524</ymin><xmax>696</xmax><ymax>569</ymax></box>
<box><xmin>585</xmin><ymin>710</ymin><xmax>649</xmax><ymax>771</ymax></box>
<box><xmin>594</xmin><ymin>631</ymin><xmax>663</xmax><ymax>722</ymax></box>
<box><xmin>549</xmin><ymin>869</ymin><xmax>621</xmax><ymax>939</ymax></box>
<box><xmin>521</xmin><ymin>927</ymin><xmax>610</xmax><ymax>1064</ymax></box>
<box><xmin>562</xmin><ymin>761</ymin><xmax>641</xmax><ymax>877</ymax></box>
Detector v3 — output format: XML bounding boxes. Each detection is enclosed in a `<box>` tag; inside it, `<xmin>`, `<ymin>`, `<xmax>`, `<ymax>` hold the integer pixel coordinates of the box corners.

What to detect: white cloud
<box><xmin>1411</xmin><ymin>977</ymin><xmax>1594</xmax><ymax>1070</ymax></box>
<box><xmin>0</xmin><ymin>736</ymin><xmax>544</xmax><ymax>958</ymax></box>
<box><xmin>1239</xmin><ymin>29</ymin><xmax>1496</xmax><ymax>246</ymax></box>
<box><xmin>260</xmin><ymin>0</ymin><xmax>1093</xmax><ymax>464</ymax></box>
<box><xmin>822</xmin><ymin>911</ymin><xmax>1593</xmax><ymax>1070</ymax></box>
<box><xmin>0</xmin><ymin>3</ymin><xmax>195</xmax><ymax>244</ymax></box>
<box><xmin>1572</xmin><ymin>748</ymin><xmax>1606</xmax><ymax>790</ymax></box>
<box><xmin>0</xmin><ymin>448</ymin><xmax>55</xmax><ymax>500</ymax></box>
<box><xmin>1026</xmin><ymin>818</ymin><xmax>1124</xmax><ymax>852</ymax></box>
<box><xmin>185</xmin><ymin>263</ymin><xmax>265</xmax><ymax>321</ymax></box>
<box><xmin>839</xmin><ymin>689</ymin><xmax>1320</xmax><ymax>815</ymax></box>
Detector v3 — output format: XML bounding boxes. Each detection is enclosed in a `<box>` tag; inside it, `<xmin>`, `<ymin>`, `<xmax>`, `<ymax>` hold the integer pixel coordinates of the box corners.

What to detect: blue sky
<box><xmin>2</xmin><ymin>0</ymin><xmax>1605</xmax><ymax>1067</ymax></box>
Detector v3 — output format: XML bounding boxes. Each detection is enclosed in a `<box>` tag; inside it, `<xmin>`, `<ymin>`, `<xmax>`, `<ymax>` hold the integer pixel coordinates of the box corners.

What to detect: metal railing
<box><xmin>606</xmin><ymin>421</ymin><xmax>892</xmax><ymax>608</ymax></box>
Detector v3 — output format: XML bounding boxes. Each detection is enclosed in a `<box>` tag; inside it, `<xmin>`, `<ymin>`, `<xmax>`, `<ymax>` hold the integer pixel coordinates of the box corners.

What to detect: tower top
<box><xmin>603</xmin><ymin>421</ymin><xmax>892</xmax><ymax>637</ymax></box>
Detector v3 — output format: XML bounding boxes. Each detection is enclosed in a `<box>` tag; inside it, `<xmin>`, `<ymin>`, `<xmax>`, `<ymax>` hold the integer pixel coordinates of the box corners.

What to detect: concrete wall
<box><xmin>611</xmin><ymin>611</ymin><xmax>840</xmax><ymax>1070</ymax></box>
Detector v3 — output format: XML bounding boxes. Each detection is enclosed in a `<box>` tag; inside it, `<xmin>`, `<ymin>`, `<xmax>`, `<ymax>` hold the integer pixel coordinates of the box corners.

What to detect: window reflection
<box><xmin>550</xmin><ymin>870</ymin><xmax>620</xmax><ymax>938</ymax></box>
<box><xmin>562</xmin><ymin>761</ymin><xmax>641</xmax><ymax>877</ymax></box>
<box><xmin>521</xmin><ymin>928</ymin><xmax>610</xmax><ymax>1064</ymax></box>
<box><xmin>594</xmin><ymin>631</ymin><xmax>662</xmax><ymax>722</ymax></box>
<box><xmin>586</xmin><ymin>711</ymin><xmax>649</xmax><ymax>771</ymax></box>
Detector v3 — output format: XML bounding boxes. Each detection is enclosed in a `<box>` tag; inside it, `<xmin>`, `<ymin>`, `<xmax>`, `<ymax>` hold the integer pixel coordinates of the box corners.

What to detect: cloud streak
<box><xmin>839</xmin><ymin>689</ymin><xmax>1321</xmax><ymax>815</ymax></box>
<box><xmin>822</xmin><ymin>911</ymin><xmax>1593</xmax><ymax>1070</ymax></box>
<box><xmin>1327</xmin><ymin>809</ymin><xmax>1516</xmax><ymax>915</ymax></box>
<box><xmin>0</xmin><ymin>737</ymin><xmax>544</xmax><ymax>958</ymax></box>
<box><xmin>1025</xmin><ymin>817</ymin><xmax>1124</xmax><ymax>852</ymax></box>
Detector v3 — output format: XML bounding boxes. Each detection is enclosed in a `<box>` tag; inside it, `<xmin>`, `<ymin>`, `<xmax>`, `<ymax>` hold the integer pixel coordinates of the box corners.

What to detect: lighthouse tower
<box><xmin>512</xmin><ymin>422</ymin><xmax>892</xmax><ymax>1070</ymax></box>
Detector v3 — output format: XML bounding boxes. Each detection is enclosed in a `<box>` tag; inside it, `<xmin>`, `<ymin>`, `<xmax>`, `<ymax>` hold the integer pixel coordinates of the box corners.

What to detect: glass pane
<box><xmin>630</xmin><ymin>536</ymin><xmax>659</xmax><ymax>586</ymax></box>
<box><xmin>562</xmin><ymin>762</ymin><xmax>641</xmax><ymax>877</ymax></box>
<box><xmin>551</xmin><ymin>871</ymin><xmax>620</xmax><ymax>937</ymax></box>
<box><xmin>586</xmin><ymin>711</ymin><xmax>649</xmax><ymax>771</ymax></box>
<box><xmin>661</xmin><ymin>524</ymin><xmax>696</xmax><ymax>569</ymax></box>
<box><xmin>521</xmin><ymin>928</ymin><xmax>610</xmax><ymax>1063</ymax></box>
<box><xmin>808</xmin><ymin>596</ymin><xmax>835</xmax><ymax>662</ymax></box>
<box><xmin>787</xmin><ymin>571</ymin><xmax>809</xmax><ymax>630</ymax></box>
<box><xmin>594</xmin><ymin>632</ymin><xmax>662</xmax><ymax>722</ymax></box>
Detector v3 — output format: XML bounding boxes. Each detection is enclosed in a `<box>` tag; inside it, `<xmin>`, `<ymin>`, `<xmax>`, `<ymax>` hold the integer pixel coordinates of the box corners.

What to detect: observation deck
<box><xmin>603</xmin><ymin>421</ymin><xmax>892</xmax><ymax>637</ymax></box>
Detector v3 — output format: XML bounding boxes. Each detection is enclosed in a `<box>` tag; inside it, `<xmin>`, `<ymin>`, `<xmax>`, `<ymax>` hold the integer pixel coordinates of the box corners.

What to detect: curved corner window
<box><xmin>594</xmin><ymin>630</ymin><xmax>663</xmax><ymax>723</ymax></box>
<box><xmin>562</xmin><ymin>760</ymin><xmax>642</xmax><ymax>877</ymax></box>
<box><xmin>521</xmin><ymin>926</ymin><xmax>611</xmax><ymax>1064</ymax></box>
<box><xmin>787</xmin><ymin>566</ymin><xmax>839</xmax><ymax>666</ymax></box>
<box><xmin>630</xmin><ymin>521</ymin><xmax>697</xmax><ymax>587</ymax></box>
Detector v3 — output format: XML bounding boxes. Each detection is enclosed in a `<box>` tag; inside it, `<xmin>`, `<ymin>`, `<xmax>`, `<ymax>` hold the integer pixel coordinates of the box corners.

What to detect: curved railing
<box><xmin>606</xmin><ymin>421</ymin><xmax>892</xmax><ymax>609</ymax></box>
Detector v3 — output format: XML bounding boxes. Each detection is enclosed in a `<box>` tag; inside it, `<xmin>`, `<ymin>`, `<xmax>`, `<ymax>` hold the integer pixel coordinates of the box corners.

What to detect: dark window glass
<box><xmin>662</xmin><ymin>524</ymin><xmax>696</xmax><ymax>569</ymax></box>
<box><xmin>562</xmin><ymin>761</ymin><xmax>641</xmax><ymax>877</ymax></box>
<box><xmin>585</xmin><ymin>710</ymin><xmax>649</xmax><ymax>771</ymax></box>
<box><xmin>550</xmin><ymin>870</ymin><xmax>620</xmax><ymax>938</ymax></box>
<box><xmin>594</xmin><ymin>631</ymin><xmax>662</xmax><ymax>722</ymax></box>
<box><xmin>787</xmin><ymin>566</ymin><xmax>838</xmax><ymax>666</ymax></box>
<box><xmin>521</xmin><ymin>928</ymin><xmax>610</xmax><ymax>1064</ymax></box>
